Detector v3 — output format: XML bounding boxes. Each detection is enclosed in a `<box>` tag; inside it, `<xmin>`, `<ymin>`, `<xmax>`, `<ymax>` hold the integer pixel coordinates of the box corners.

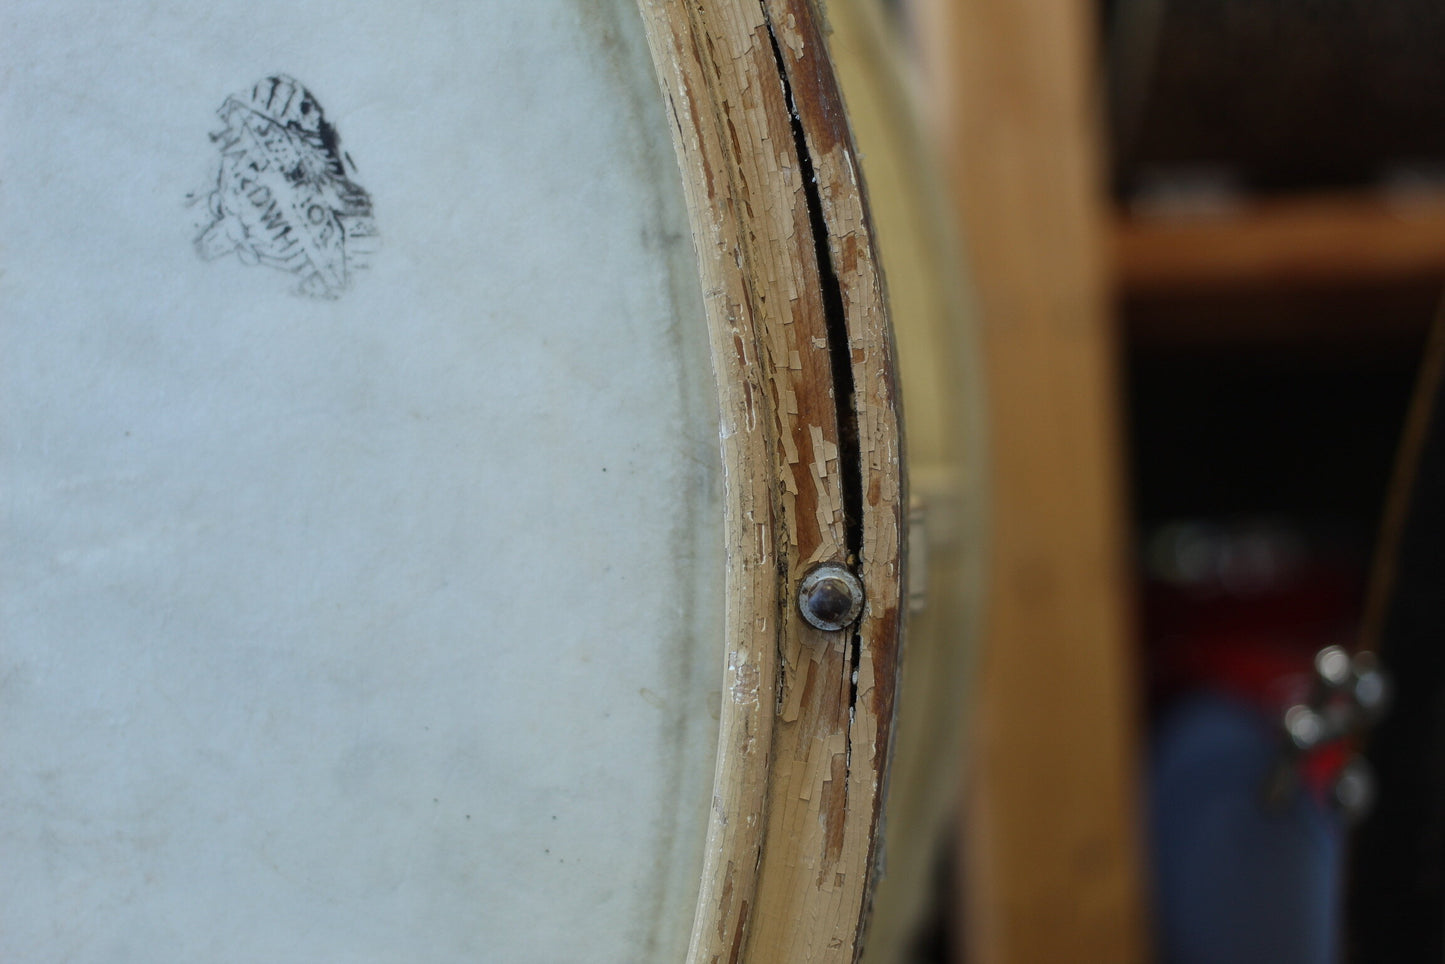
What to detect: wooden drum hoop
<box><xmin>637</xmin><ymin>2</ymin><xmax>907</xmax><ymax>960</ymax></box>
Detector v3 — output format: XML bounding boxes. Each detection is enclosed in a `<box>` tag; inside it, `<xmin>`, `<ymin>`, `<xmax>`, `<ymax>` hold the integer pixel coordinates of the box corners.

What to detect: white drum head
<box><xmin>1</xmin><ymin>3</ymin><xmax>722</xmax><ymax>961</ymax></box>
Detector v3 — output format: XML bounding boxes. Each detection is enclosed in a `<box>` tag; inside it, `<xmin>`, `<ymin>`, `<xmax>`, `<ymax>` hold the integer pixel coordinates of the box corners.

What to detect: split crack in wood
<box><xmin>761</xmin><ymin>0</ymin><xmax>868</xmax><ymax>798</ymax></box>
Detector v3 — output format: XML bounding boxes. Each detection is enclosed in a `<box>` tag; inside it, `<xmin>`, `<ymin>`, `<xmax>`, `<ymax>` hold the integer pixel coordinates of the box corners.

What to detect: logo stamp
<box><xmin>193</xmin><ymin>75</ymin><xmax>377</xmax><ymax>298</ymax></box>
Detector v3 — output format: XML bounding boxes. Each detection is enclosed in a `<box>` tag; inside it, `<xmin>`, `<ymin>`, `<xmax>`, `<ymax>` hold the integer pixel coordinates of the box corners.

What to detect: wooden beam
<box><xmin>912</xmin><ymin>0</ymin><xmax>1150</xmax><ymax>961</ymax></box>
<box><xmin>1117</xmin><ymin>191</ymin><xmax>1445</xmax><ymax>292</ymax></box>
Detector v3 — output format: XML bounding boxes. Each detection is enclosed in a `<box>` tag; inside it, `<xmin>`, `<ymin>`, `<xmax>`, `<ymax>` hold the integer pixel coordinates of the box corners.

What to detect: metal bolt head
<box><xmin>1333</xmin><ymin>760</ymin><xmax>1377</xmax><ymax>822</ymax></box>
<box><xmin>1353</xmin><ymin>669</ymin><xmax>1390</xmax><ymax>716</ymax></box>
<box><xmin>798</xmin><ymin>564</ymin><xmax>865</xmax><ymax>632</ymax></box>
<box><xmin>1284</xmin><ymin>704</ymin><xmax>1327</xmax><ymax>750</ymax></box>
<box><xmin>1351</xmin><ymin>652</ymin><xmax>1390</xmax><ymax>717</ymax></box>
<box><xmin>1315</xmin><ymin>645</ymin><xmax>1352</xmax><ymax>688</ymax></box>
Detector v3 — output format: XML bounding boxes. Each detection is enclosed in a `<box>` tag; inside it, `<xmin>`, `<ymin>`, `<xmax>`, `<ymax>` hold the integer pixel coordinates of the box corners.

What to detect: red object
<box><xmin>1143</xmin><ymin>526</ymin><xmax>1365</xmax><ymax>799</ymax></box>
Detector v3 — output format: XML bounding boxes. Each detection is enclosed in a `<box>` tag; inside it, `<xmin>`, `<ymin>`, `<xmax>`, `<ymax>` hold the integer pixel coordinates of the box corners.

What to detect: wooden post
<box><xmin>912</xmin><ymin>0</ymin><xmax>1151</xmax><ymax>960</ymax></box>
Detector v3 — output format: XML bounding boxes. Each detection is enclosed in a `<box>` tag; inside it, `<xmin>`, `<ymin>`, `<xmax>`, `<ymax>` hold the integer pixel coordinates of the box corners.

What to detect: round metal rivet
<box><xmin>1354</xmin><ymin>669</ymin><xmax>1390</xmax><ymax>715</ymax></box>
<box><xmin>1333</xmin><ymin>760</ymin><xmax>1377</xmax><ymax>822</ymax></box>
<box><xmin>798</xmin><ymin>564</ymin><xmax>864</xmax><ymax>632</ymax></box>
<box><xmin>1284</xmin><ymin>704</ymin><xmax>1325</xmax><ymax>750</ymax></box>
<box><xmin>1314</xmin><ymin>645</ymin><xmax>1351</xmax><ymax>687</ymax></box>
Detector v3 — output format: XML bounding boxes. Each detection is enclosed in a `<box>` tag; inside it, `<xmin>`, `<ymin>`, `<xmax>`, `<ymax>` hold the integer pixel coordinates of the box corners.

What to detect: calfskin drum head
<box><xmin>0</xmin><ymin>3</ymin><xmax>723</xmax><ymax>961</ymax></box>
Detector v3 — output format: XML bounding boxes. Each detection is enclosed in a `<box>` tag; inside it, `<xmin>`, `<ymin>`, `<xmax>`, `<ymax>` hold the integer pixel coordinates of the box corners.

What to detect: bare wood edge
<box><xmin>635</xmin><ymin>1</ymin><xmax>905</xmax><ymax>962</ymax></box>
<box><xmin>753</xmin><ymin>3</ymin><xmax>906</xmax><ymax>960</ymax></box>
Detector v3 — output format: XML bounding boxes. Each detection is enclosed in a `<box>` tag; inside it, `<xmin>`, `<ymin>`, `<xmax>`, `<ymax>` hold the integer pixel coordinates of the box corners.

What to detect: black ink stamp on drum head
<box><xmin>192</xmin><ymin>75</ymin><xmax>376</xmax><ymax>298</ymax></box>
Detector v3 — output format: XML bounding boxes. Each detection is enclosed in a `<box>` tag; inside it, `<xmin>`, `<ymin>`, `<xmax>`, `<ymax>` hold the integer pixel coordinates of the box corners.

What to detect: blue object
<box><xmin>1150</xmin><ymin>694</ymin><xmax>1343</xmax><ymax>964</ymax></box>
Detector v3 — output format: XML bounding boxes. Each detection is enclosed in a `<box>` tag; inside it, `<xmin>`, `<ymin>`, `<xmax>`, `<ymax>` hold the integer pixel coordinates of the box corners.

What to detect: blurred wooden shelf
<box><xmin>1122</xmin><ymin>281</ymin><xmax>1441</xmax><ymax>354</ymax></box>
<box><xmin>1116</xmin><ymin>191</ymin><xmax>1445</xmax><ymax>292</ymax></box>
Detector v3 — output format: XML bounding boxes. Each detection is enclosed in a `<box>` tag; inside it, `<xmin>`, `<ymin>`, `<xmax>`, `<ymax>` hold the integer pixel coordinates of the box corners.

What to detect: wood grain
<box><xmin>912</xmin><ymin>0</ymin><xmax>1152</xmax><ymax>960</ymax></box>
<box><xmin>636</xmin><ymin>1</ymin><xmax>905</xmax><ymax>961</ymax></box>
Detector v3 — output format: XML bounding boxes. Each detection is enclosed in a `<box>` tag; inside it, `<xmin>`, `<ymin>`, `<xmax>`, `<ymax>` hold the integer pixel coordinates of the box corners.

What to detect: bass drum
<box><xmin>1</xmin><ymin>2</ymin><xmax>907</xmax><ymax>963</ymax></box>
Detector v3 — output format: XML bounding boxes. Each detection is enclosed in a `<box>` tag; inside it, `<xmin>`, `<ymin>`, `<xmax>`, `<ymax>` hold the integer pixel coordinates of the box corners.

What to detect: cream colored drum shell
<box><xmin>825</xmin><ymin>1</ymin><xmax>990</xmax><ymax>961</ymax></box>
